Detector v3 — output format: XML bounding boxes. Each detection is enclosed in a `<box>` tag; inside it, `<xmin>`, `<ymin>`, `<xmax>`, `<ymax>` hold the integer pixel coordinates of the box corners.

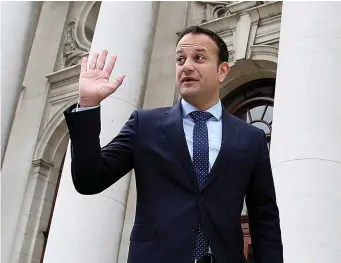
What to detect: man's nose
<box><xmin>182</xmin><ymin>58</ymin><xmax>195</xmax><ymax>72</ymax></box>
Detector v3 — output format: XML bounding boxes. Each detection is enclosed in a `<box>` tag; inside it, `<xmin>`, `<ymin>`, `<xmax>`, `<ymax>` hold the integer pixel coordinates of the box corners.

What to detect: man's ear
<box><xmin>218</xmin><ymin>62</ymin><xmax>230</xmax><ymax>83</ymax></box>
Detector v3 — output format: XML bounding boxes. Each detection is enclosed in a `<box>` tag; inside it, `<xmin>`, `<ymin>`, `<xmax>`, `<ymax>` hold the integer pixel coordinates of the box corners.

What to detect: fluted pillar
<box><xmin>1</xmin><ymin>1</ymin><xmax>42</xmax><ymax>165</ymax></box>
<box><xmin>43</xmin><ymin>2</ymin><xmax>159</xmax><ymax>263</ymax></box>
<box><xmin>1</xmin><ymin>2</ymin><xmax>70</xmax><ymax>263</ymax></box>
<box><xmin>271</xmin><ymin>2</ymin><xmax>341</xmax><ymax>262</ymax></box>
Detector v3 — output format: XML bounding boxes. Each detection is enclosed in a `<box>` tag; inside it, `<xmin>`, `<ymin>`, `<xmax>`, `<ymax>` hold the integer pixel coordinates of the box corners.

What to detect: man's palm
<box><xmin>79</xmin><ymin>49</ymin><xmax>125</xmax><ymax>107</ymax></box>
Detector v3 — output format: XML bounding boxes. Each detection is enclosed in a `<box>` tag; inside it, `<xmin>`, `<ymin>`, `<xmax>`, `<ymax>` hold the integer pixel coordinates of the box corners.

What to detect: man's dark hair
<box><xmin>176</xmin><ymin>26</ymin><xmax>229</xmax><ymax>64</ymax></box>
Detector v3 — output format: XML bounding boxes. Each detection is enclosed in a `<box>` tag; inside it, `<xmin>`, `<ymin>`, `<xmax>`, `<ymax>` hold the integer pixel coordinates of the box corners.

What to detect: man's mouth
<box><xmin>181</xmin><ymin>77</ymin><xmax>198</xmax><ymax>83</ymax></box>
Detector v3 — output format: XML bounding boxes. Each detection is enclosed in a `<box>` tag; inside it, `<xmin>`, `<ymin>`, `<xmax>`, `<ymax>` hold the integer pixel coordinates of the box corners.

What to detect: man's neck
<box><xmin>184</xmin><ymin>98</ymin><xmax>220</xmax><ymax>111</ymax></box>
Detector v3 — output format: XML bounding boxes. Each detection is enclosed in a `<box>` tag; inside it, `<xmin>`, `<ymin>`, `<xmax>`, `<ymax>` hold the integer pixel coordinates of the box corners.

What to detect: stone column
<box><xmin>270</xmin><ymin>2</ymin><xmax>341</xmax><ymax>262</ymax></box>
<box><xmin>1</xmin><ymin>2</ymin><xmax>71</xmax><ymax>263</ymax></box>
<box><xmin>1</xmin><ymin>1</ymin><xmax>42</xmax><ymax>165</ymax></box>
<box><xmin>42</xmin><ymin>2</ymin><xmax>159</xmax><ymax>263</ymax></box>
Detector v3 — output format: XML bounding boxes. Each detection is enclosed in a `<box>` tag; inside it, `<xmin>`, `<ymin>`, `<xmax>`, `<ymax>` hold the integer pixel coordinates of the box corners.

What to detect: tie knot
<box><xmin>189</xmin><ymin>111</ymin><xmax>212</xmax><ymax>123</ymax></box>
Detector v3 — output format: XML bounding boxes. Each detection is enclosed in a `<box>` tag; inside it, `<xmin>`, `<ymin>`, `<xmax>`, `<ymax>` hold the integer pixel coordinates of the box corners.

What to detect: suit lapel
<box><xmin>203</xmin><ymin>109</ymin><xmax>238</xmax><ymax>190</ymax></box>
<box><xmin>161</xmin><ymin>102</ymin><xmax>197</xmax><ymax>190</ymax></box>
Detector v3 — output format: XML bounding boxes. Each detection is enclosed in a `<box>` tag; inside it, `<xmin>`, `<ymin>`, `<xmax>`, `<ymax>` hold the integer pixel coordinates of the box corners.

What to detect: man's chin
<box><xmin>180</xmin><ymin>90</ymin><xmax>197</xmax><ymax>98</ymax></box>
<box><xmin>180</xmin><ymin>85</ymin><xmax>199</xmax><ymax>96</ymax></box>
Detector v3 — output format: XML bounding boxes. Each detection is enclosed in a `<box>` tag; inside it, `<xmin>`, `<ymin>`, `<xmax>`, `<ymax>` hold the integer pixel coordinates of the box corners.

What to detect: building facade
<box><xmin>2</xmin><ymin>1</ymin><xmax>341</xmax><ymax>263</ymax></box>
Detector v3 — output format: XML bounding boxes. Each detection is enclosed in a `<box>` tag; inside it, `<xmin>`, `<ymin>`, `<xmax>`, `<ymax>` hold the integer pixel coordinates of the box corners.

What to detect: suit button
<box><xmin>198</xmin><ymin>193</ymin><xmax>205</xmax><ymax>200</ymax></box>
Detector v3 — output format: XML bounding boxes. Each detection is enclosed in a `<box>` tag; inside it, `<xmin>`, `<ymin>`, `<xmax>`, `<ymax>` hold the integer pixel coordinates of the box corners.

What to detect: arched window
<box><xmin>222</xmin><ymin>78</ymin><xmax>276</xmax><ymax>262</ymax></box>
<box><xmin>223</xmin><ymin>78</ymin><xmax>275</xmax><ymax>148</ymax></box>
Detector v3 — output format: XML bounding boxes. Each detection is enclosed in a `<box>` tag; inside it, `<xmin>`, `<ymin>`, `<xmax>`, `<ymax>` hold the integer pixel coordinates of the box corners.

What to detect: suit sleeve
<box><xmin>64</xmin><ymin>104</ymin><xmax>138</xmax><ymax>195</ymax></box>
<box><xmin>245</xmin><ymin>130</ymin><xmax>283</xmax><ymax>263</ymax></box>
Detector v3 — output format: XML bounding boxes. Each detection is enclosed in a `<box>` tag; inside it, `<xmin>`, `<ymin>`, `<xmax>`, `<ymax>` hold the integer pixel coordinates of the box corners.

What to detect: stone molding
<box><xmin>199</xmin><ymin>1</ymin><xmax>260</xmax><ymax>22</ymax></box>
<box><xmin>33</xmin><ymin>66</ymin><xmax>80</xmax><ymax>161</ymax></box>
<box><xmin>46</xmin><ymin>63</ymin><xmax>82</xmax><ymax>86</ymax></box>
<box><xmin>189</xmin><ymin>2</ymin><xmax>282</xmax><ymax>102</ymax></box>
<box><xmin>32</xmin><ymin>158</ymin><xmax>54</xmax><ymax>177</ymax></box>
<box><xmin>63</xmin><ymin>20</ymin><xmax>88</xmax><ymax>67</ymax></box>
<box><xmin>62</xmin><ymin>1</ymin><xmax>98</xmax><ymax>68</ymax></box>
<box><xmin>74</xmin><ymin>2</ymin><xmax>96</xmax><ymax>51</ymax></box>
<box><xmin>250</xmin><ymin>44</ymin><xmax>278</xmax><ymax>63</ymax></box>
<box><xmin>254</xmin><ymin>14</ymin><xmax>281</xmax><ymax>46</ymax></box>
<box><xmin>196</xmin><ymin>1</ymin><xmax>282</xmax><ymax>63</ymax></box>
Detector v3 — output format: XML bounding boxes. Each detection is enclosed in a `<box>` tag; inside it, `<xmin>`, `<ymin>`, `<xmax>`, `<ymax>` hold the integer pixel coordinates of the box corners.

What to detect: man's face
<box><xmin>175</xmin><ymin>33</ymin><xmax>229</xmax><ymax>107</ymax></box>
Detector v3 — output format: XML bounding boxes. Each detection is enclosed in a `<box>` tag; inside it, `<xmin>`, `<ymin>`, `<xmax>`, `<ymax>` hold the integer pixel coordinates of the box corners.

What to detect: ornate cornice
<box><xmin>199</xmin><ymin>2</ymin><xmax>281</xmax><ymax>31</ymax></box>
<box><xmin>199</xmin><ymin>1</ymin><xmax>268</xmax><ymax>23</ymax></box>
<box><xmin>198</xmin><ymin>1</ymin><xmax>280</xmax><ymax>23</ymax></box>
<box><xmin>250</xmin><ymin>45</ymin><xmax>278</xmax><ymax>63</ymax></box>
<box><xmin>45</xmin><ymin>64</ymin><xmax>82</xmax><ymax>86</ymax></box>
<box><xmin>195</xmin><ymin>1</ymin><xmax>281</xmax><ymax>62</ymax></box>
<box><xmin>45</xmin><ymin>64</ymin><xmax>81</xmax><ymax>106</ymax></box>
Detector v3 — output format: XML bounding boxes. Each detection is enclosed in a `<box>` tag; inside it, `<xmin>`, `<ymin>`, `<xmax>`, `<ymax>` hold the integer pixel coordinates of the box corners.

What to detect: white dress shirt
<box><xmin>181</xmin><ymin>99</ymin><xmax>223</xmax><ymax>171</ymax></box>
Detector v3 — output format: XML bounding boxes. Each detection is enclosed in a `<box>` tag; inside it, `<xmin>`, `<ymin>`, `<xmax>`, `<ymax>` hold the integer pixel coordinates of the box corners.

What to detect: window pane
<box><xmin>263</xmin><ymin>106</ymin><xmax>273</xmax><ymax>123</ymax></box>
<box><xmin>250</xmin><ymin>105</ymin><xmax>265</xmax><ymax>121</ymax></box>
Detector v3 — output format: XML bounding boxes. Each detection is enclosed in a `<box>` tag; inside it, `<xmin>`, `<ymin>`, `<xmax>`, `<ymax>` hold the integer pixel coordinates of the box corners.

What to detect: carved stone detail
<box><xmin>63</xmin><ymin>21</ymin><xmax>88</xmax><ymax>68</ymax></box>
<box><xmin>200</xmin><ymin>1</ymin><xmax>263</xmax><ymax>22</ymax></box>
<box><xmin>32</xmin><ymin>159</ymin><xmax>53</xmax><ymax>177</ymax></box>
<box><xmin>250</xmin><ymin>45</ymin><xmax>278</xmax><ymax>63</ymax></box>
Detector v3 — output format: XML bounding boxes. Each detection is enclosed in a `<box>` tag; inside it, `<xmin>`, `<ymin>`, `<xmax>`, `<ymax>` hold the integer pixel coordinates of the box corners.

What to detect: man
<box><xmin>64</xmin><ymin>26</ymin><xmax>283</xmax><ymax>263</ymax></box>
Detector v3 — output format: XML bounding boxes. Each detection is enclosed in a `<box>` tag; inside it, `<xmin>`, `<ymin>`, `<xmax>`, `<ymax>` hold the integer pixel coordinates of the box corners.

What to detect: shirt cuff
<box><xmin>71</xmin><ymin>104</ymin><xmax>100</xmax><ymax>112</ymax></box>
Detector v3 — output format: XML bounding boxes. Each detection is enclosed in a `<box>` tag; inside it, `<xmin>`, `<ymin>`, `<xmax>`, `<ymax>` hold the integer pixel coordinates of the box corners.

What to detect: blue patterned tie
<box><xmin>189</xmin><ymin>111</ymin><xmax>212</xmax><ymax>259</ymax></box>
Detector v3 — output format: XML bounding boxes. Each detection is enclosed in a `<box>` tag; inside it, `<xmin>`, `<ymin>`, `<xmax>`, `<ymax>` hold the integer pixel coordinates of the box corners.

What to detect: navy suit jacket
<box><xmin>64</xmin><ymin>101</ymin><xmax>283</xmax><ymax>263</ymax></box>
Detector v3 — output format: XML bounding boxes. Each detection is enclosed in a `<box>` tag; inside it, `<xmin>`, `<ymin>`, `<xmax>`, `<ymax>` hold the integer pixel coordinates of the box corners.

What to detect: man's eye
<box><xmin>176</xmin><ymin>57</ymin><xmax>185</xmax><ymax>64</ymax></box>
<box><xmin>196</xmin><ymin>55</ymin><xmax>205</xmax><ymax>61</ymax></box>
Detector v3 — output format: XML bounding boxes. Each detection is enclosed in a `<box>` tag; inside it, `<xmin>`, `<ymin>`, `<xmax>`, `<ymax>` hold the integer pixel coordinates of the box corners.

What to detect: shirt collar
<box><xmin>181</xmin><ymin>98</ymin><xmax>222</xmax><ymax>121</ymax></box>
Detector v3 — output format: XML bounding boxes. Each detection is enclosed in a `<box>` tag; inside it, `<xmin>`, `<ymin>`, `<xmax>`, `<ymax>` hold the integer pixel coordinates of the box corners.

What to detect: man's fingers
<box><xmin>81</xmin><ymin>57</ymin><xmax>87</xmax><ymax>73</ymax></box>
<box><xmin>105</xmin><ymin>54</ymin><xmax>117</xmax><ymax>77</ymax></box>
<box><xmin>96</xmin><ymin>49</ymin><xmax>108</xmax><ymax>70</ymax></box>
<box><xmin>116</xmin><ymin>74</ymin><xmax>126</xmax><ymax>84</ymax></box>
<box><xmin>108</xmin><ymin>74</ymin><xmax>126</xmax><ymax>92</ymax></box>
<box><xmin>89</xmin><ymin>52</ymin><xmax>99</xmax><ymax>70</ymax></box>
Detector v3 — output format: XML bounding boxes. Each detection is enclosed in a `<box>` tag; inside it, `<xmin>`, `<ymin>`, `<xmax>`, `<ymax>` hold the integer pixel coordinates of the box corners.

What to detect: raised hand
<box><xmin>78</xmin><ymin>49</ymin><xmax>125</xmax><ymax>107</ymax></box>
